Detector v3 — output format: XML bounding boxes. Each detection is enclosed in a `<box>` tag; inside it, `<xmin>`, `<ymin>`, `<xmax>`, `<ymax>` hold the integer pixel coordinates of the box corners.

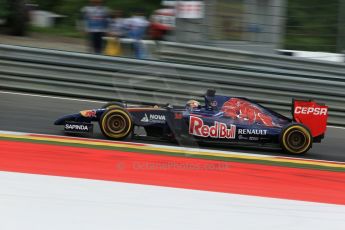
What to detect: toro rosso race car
<box><xmin>55</xmin><ymin>90</ymin><xmax>328</xmax><ymax>154</ymax></box>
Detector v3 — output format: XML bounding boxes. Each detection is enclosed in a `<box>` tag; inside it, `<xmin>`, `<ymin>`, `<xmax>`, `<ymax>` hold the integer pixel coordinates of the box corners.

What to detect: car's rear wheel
<box><xmin>101</xmin><ymin>102</ymin><xmax>124</xmax><ymax>110</ymax></box>
<box><xmin>280</xmin><ymin>124</ymin><xmax>312</xmax><ymax>154</ymax></box>
<box><xmin>99</xmin><ymin>108</ymin><xmax>133</xmax><ymax>140</ymax></box>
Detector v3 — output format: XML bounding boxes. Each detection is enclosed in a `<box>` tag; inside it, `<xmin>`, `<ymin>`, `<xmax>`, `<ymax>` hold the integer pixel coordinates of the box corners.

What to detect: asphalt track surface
<box><xmin>1</xmin><ymin>91</ymin><xmax>344</xmax><ymax>162</ymax></box>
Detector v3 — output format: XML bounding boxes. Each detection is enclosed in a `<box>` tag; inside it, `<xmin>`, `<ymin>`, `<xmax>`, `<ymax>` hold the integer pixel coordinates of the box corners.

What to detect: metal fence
<box><xmin>0</xmin><ymin>44</ymin><xmax>344</xmax><ymax>126</ymax></box>
<box><xmin>177</xmin><ymin>0</ymin><xmax>344</xmax><ymax>52</ymax></box>
<box><xmin>156</xmin><ymin>42</ymin><xmax>345</xmax><ymax>75</ymax></box>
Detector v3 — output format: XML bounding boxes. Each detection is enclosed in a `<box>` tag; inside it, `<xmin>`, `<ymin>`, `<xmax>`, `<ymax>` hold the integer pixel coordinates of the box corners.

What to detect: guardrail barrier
<box><xmin>0</xmin><ymin>44</ymin><xmax>344</xmax><ymax>126</ymax></box>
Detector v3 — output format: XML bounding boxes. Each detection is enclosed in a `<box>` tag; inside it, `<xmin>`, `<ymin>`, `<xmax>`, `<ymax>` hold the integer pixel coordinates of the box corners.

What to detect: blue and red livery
<box><xmin>55</xmin><ymin>90</ymin><xmax>328</xmax><ymax>154</ymax></box>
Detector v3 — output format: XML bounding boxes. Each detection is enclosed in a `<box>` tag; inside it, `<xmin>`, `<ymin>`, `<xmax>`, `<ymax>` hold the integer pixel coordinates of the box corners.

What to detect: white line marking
<box><xmin>0</xmin><ymin>130</ymin><xmax>27</xmax><ymax>135</ymax></box>
<box><xmin>327</xmin><ymin>126</ymin><xmax>345</xmax><ymax>130</ymax></box>
<box><xmin>0</xmin><ymin>90</ymin><xmax>105</xmax><ymax>104</ymax></box>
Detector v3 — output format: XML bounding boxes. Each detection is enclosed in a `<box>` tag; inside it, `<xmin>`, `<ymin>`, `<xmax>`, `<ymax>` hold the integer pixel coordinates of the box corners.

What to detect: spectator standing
<box><xmin>104</xmin><ymin>10</ymin><xmax>126</xmax><ymax>56</ymax></box>
<box><xmin>108</xmin><ymin>10</ymin><xmax>126</xmax><ymax>38</ymax></box>
<box><xmin>81</xmin><ymin>0</ymin><xmax>110</xmax><ymax>54</ymax></box>
<box><xmin>126</xmin><ymin>10</ymin><xmax>150</xmax><ymax>59</ymax></box>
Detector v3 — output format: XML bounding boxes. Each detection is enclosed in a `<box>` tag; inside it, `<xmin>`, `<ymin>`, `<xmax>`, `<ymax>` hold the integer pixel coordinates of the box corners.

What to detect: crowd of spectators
<box><xmin>81</xmin><ymin>0</ymin><xmax>149</xmax><ymax>59</ymax></box>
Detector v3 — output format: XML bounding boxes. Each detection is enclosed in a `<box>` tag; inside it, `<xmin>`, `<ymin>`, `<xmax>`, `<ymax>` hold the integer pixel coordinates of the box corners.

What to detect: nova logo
<box><xmin>141</xmin><ymin>113</ymin><xmax>166</xmax><ymax>123</ymax></box>
<box><xmin>189</xmin><ymin>116</ymin><xmax>236</xmax><ymax>139</ymax></box>
<box><xmin>150</xmin><ymin>114</ymin><xmax>165</xmax><ymax>121</ymax></box>
<box><xmin>141</xmin><ymin>114</ymin><xmax>149</xmax><ymax>122</ymax></box>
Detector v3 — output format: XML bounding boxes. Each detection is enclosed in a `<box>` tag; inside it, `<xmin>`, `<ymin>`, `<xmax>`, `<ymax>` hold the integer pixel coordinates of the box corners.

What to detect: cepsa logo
<box><xmin>294</xmin><ymin>107</ymin><xmax>327</xmax><ymax>115</ymax></box>
<box><xmin>189</xmin><ymin>116</ymin><xmax>236</xmax><ymax>139</ymax></box>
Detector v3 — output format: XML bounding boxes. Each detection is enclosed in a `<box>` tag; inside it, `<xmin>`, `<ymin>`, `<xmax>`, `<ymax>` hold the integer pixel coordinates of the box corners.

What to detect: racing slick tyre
<box><xmin>280</xmin><ymin>124</ymin><xmax>312</xmax><ymax>154</ymax></box>
<box><xmin>101</xmin><ymin>102</ymin><xmax>124</xmax><ymax>110</ymax></box>
<box><xmin>99</xmin><ymin>108</ymin><xmax>133</xmax><ymax>140</ymax></box>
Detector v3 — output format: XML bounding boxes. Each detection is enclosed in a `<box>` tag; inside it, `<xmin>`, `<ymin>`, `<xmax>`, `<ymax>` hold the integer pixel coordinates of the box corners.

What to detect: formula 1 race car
<box><xmin>54</xmin><ymin>90</ymin><xmax>328</xmax><ymax>154</ymax></box>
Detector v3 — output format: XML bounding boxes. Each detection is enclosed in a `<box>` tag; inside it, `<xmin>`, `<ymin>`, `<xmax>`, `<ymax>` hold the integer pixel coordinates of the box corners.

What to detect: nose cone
<box><xmin>54</xmin><ymin>114</ymin><xmax>78</xmax><ymax>125</ymax></box>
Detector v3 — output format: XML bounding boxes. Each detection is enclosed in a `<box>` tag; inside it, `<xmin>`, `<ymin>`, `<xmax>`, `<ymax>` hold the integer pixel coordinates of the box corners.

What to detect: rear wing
<box><xmin>292</xmin><ymin>99</ymin><xmax>328</xmax><ymax>138</ymax></box>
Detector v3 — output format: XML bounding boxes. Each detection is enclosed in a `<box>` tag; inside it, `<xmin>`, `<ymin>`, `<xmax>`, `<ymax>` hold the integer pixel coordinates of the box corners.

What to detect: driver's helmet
<box><xmin>186</xmin><ymin>100</ymin><xmax>200</xmax><ymax>111</ymax></box>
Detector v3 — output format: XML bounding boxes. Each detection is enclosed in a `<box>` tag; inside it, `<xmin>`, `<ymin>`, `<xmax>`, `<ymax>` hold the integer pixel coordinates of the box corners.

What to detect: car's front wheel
<box><xmin>280</xmin><ymin>124</ymin><xmax>312</xmax><ymax>154</ymax></box>
<box><xmin>99</xmin><ymin>108</ymin><xmax>133</xmax><ymax>140</ymax></box>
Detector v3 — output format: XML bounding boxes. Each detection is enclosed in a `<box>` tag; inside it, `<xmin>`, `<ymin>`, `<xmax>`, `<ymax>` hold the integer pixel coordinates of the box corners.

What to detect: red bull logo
<box><xmin>80</xmin><ymin>110</ymin><xmax>97</xmax><ymax>118</ymax></box>
<box><xmin>189</xmin><ymin>116</ymin><xmax>236</xmax><ymax>139</ymax></box>
<box><xmin>221</xmin><ymin>98</ymin><xmax>276</xmax><ymax>127</ymax></box>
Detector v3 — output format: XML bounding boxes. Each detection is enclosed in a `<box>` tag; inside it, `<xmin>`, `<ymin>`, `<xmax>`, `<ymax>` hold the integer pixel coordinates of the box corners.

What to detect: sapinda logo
<box><xmin>65</xmin><ymin>124</ymin><xmax>89</xmax><ymax>131</ymax></box>
<box><xmin>189</xmin><ymin>116</ymin><xmax>236</xmax><ymax>139</ymax></box>
<box><xmin>294</xmin><ymin>106</ymin><xmax>327</xmax><ymax>115</ymax></box>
